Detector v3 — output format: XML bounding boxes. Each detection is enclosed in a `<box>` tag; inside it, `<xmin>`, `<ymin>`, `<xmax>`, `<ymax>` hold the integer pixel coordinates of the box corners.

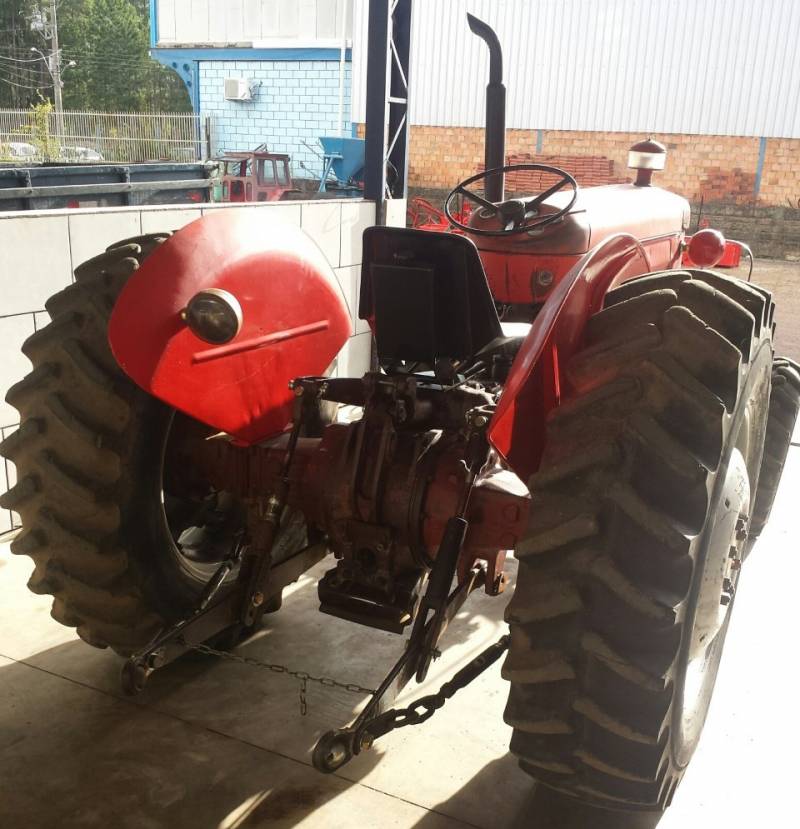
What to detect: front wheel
<box><xmin>504</xmin><ymin>269</ymin><xmax>774</xmax><ymax>809</ymax></box>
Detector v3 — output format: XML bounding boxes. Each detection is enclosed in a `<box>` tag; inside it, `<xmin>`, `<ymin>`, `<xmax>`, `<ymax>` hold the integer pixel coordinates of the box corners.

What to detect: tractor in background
<box><xmin>215</xmin><ymin>147</ymin><xmax>300</xmax><ymax>202</ymax></box>
<box><xmin>3</xmin><ymin>13</ymin><xmax>799</xmax><ymax>815</ymax></box>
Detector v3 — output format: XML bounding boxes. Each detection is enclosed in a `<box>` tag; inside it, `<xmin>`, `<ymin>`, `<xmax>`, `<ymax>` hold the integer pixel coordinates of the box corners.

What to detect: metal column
<box><xmin>363</xmin><ymin>0</ymin><xmax>413</xmax><ymax>216</ymax></box>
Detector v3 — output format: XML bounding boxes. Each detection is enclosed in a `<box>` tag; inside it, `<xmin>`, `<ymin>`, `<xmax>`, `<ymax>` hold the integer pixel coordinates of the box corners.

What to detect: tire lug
<box><xmin>735</xmin><ymin>516</ymin><xmax>749</xmax><ymax>541</ymax></box>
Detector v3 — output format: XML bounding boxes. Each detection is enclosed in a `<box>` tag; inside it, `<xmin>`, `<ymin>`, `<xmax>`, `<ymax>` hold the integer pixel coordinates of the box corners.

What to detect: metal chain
<box><xmin>363</xmin><ymin>634</ymin><xmax>510</xmax><ymax>740</ymax></box>
<box><xmin>188</xmin><ymin>641</ymin><xmax>377</xmax><ymax>716</ymax></box>
<box><xmin>187</xmin><ymin>633</ymin><xmax>507</xmax><ymax>733</ymax></box>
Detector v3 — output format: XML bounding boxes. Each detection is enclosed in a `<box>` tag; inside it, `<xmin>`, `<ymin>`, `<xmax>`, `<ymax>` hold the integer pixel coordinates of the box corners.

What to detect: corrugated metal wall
<box><xmin>352</xmin><ymin>0</ymin><xmax>800</xmax><ymax>138</ymax></box>
<box><xmin>157</xmin><ymin>0</ymin><xmax>352</xmax><ymax>45</ymax></box>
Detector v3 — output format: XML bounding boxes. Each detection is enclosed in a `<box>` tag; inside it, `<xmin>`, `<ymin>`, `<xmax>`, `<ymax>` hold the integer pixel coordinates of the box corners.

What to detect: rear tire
<box><xmin>0</xmin><ymin>234</ymin><xmax>302</xmax><ymax>654</ymax></box>
<box><xmin>504</xmin><ymin>269</ymin><xmax>773</xmax><ymax>809</ymax></box>
<box><xmin>748</xmin><ymin>358</ymin><xmax>800</xmax><ymax>541</ymax></box>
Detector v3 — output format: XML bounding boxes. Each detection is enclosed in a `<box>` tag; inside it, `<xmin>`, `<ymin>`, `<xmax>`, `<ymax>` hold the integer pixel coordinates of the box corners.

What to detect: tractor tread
<box><xmin>3</xmin><ymin>233</ymin><xmax>172</xmax><ymax>652</ymax></box>
<box><xmin>506</xmin><ymin>269</ymin><xmax>772</xmax><ymax>809</ymax></box>
<box><xmin>750</xmin><ymin>358</ymin><xmax>800</xmax><ymax>538</ymax></box>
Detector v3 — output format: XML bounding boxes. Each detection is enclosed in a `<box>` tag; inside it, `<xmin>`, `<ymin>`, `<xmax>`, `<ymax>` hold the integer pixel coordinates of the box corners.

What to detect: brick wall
<box><xmin>406</xmin><ymin>126</ymin><xmax>799</xmax><ymax>207</ymax></box>
<box><xmin>760</xmin><ymin>139</ymin><xmax>800</xmax><ymax>206</ymax></box>
<box><xmin>199</xmin><ymin>60</ymin><xmax>352</xmax><ymax>172</ymax></box>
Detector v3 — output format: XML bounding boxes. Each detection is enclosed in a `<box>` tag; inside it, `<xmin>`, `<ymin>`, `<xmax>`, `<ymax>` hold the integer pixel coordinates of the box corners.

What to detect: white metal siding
<box><xmin>157</xmin><ymin>0</ymin><xmax>352</xmax><ymax>45</ymax></box>
<box><xmin>351</xmin><ymin>0</ymin><xmax>800</xmax><ymax>139</ymax></box>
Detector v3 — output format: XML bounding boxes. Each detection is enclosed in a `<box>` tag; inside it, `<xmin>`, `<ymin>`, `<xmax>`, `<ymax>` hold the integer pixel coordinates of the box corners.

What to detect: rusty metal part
<box><xmin>177</xmin><ymin>373</ymin><xmax>529</xmax><ymax>634</ymax></box>
<box><xmin>120</xmin><ymin>541</ymin><xmax>328</xmax><ymax>695</ymax></box>
<box><xmin>239</xmin><ymin>385</ymin><xmax>317</xmax><ymax>628</ymax></box>
<box><xmin>121</xmin><ymin>384</ymin><xmax>326</xmax><ymax>694</ymax></box>
<box><xmin>313</xmin><ymin>606</ymin><xmax>508</xmax><ymax>774</ymax></box>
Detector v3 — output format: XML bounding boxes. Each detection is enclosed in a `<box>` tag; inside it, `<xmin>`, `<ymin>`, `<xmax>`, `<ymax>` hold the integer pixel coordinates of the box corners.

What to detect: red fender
<box><xmin>488</xmin><ymin>233</ymin><xmax>651</xmax><ymax>481</ymax></box>
<box><xmin>108</xmin><ymin>211</ymin><xmax>351</xmax><ymax>445</ymax></box>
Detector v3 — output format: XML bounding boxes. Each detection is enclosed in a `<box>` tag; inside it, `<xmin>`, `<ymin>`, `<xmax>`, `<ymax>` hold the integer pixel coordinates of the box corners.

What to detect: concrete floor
<box><xmin>1</xmin><ymin>258</ymin><xmax>798</xmax><ymax>828</ymax></box>
<box><xmin>731</xmin><ymin>258</ymin><xmax>800</xmax><ymax>362</ymax></box>
<box><xmin>1</xmin><ymin>424</ymin><xmax>798</xmax><ymax>828</ymax></box>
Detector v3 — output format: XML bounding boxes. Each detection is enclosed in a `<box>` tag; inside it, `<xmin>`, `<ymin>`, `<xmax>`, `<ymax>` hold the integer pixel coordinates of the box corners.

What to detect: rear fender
<box><xmin>108</xmin><ymin>211</ymin><xmax>351</xmax><ymax>445</ymax></box>
<box><xmin>488</xmin><ymin>233</ymin><xmax>651</xmax><ymax>481</ymax></box>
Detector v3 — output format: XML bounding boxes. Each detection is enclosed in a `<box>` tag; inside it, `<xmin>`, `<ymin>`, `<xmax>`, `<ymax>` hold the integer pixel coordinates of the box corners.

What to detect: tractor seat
<box><xmin>359</xmin><ymin>226</ymin><xmax>503</xmax><ymax>366</ymax></box>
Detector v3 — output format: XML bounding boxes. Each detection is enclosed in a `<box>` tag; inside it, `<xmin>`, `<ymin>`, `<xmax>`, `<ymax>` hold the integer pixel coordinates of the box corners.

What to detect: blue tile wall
<box><xmin>199</xmin><ymin>60</ymin><xmax>352</xmax><ymax>177</ymax></box>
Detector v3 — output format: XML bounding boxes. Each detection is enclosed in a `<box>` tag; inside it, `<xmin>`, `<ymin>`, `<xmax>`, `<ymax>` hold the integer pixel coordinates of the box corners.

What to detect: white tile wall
<box><xmin>301</xmin><ymin>201</ymin><xmax>342</xmax><ymax>266</ymax></box>
<box><xmin>0</xmin><ymin>198</ymin><xmax>376</xmax><ymax>533</ymax></box>
<box><xmin>339</xmin><ymin>331</ymin><xmax>373</xmax><ymax>378</ymax></box>
<box><xmin>68</xmin><ymin>211</ymin><xmax>143</xmax><ymax>268</ymax></box>
<box><xmin>340</xmin><ymin>200</ymin><xmax>371</xmax><ymax>267</ymax></box>
<box><xmin>200</xmin><ymin>202</ymin><xmax>303</xmax><ymax>227</ymax></box>
<box><xmin>1</xmin><ymin>425</ymin><xmax>18</xmax><ymax>533</ymax></box>
<box><xmin>334</xmin><ymin>265</ymin><xmax>359</xmax><ymax>336</ymax></box>
<box><xmin>353</xmin><ymin>266</ymin><xmax>371</xmax><ymax>335</ymax></box>
<box><xmin>0</xmin><ymin>315</ymin><xmax>35</xmax><ymax>427</ymax></box>
<box><xmin>0</xmin><ymin>215</ymin><xmax>72</xmax><ymax>316</ymax></box>
<box><xmin>140</xmin><ymin>208</ymin><xmax>203</xmax><ymax>234</ymax></box>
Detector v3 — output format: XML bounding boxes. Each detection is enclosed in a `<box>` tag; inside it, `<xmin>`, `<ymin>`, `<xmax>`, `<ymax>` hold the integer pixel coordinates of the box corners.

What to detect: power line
<box><xmin>0</xmin><ymin>54</ymin><xmax>46</xmax><ymax>64</ymax></box>
<box><xmin>0</xmin><ymin>66</ymin><xmax>48</xmax><ymax>82</ymax></box>
<box><xmin>0</xmin><ymin>73</ymin><xmax>52</xmax><ymax>91</ymax></box>
<box><xmin>0</xmin><ymin>62</ymin><xmax>48</xmax><ymax>79</ymax></box>
<box><xmin>0</xmin><ymin>65</ymin><xmax>51</xmax><ymax>86</ymax></box>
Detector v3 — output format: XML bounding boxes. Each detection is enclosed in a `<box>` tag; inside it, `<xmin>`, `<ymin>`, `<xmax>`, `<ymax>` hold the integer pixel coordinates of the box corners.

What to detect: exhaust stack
<box><xmin>467</xmin><ymin>14</ymin><xmax>506</xmax><ymax>203</ymax></box>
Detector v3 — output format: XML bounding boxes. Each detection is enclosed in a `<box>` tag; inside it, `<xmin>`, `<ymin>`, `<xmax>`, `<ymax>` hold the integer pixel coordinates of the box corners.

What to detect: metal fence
<box><xmin>0</xmin><ymin>110</ymin><xmax>207</xmax><ymax>164</ymax></box>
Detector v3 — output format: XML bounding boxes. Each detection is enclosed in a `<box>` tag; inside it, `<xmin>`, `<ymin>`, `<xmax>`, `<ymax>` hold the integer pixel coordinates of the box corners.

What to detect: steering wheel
<box><xmin>444</xmin><ymin>163</ymin><xmax>579</xmax><ymax>237</ymax></box>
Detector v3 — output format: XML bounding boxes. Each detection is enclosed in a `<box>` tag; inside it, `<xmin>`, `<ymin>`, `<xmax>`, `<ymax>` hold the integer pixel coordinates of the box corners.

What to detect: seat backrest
<box><xmin>359</xmin><ymin>226</ymin><xmax>502</xmax><ymax>365</ymax></box>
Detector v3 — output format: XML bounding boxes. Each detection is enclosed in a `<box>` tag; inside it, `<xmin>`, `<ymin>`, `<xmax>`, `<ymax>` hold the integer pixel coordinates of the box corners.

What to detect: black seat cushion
<box><xmin>359</xmin><ymin>226</ymin><xmax>502</xmax><ymax>365</ymax></box>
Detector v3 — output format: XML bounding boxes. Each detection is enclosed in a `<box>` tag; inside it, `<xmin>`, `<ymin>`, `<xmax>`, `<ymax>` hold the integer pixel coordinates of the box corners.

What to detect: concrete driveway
<box><xmin>734</xmin><ymin>258</ymin><xmax>800</xmax><ymax>362</ymax></box>
<box><xmin>1</xmin><ymin>424</ymin><xmax>798</xmax><ymax>828</ymax></box>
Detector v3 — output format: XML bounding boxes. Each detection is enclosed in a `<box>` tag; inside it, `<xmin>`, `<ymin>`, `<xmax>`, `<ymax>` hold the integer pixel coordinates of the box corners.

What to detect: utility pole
<box><xmin>30</xmin><ymin>1</ymin><xmax>65</xmax><ymax>141</ymax></box>
<box><xmin>49</xmin><ymin>0</ymin><xmax>63</xmax><ymax>137</ymax></box>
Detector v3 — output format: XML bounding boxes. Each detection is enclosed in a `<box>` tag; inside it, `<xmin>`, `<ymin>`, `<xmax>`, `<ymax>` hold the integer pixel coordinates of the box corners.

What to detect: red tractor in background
<box><xmin>217</xmin><ymin>147</ymin><xmax>300</xmax><ymax>202</ymax></box>
<box><xmin>3</xmin><ymin>14</ymin><xmax>799</xmax><ymax>815</ymax></box>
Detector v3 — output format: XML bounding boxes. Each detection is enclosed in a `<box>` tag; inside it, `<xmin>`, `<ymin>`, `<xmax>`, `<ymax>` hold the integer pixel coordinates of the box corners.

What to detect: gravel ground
<box><xmin>729</xmin><ymin>258</ymin><xmax>800</xmax><ymax>361</ymax></box>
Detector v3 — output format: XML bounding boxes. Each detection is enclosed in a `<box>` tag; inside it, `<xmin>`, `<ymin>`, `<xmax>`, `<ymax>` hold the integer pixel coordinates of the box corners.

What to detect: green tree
<box><xmin>60</xmin><ymin>0</ymin><xmax>190</xmax><ymax>112</ymax></box>
<box><xmin>0</xmin><ymin>0</ymin><xmax>190</xmax><ymax>112</ymax></box>
<box><xmin>0</xmin><ymin>1</ymin><xmax>47</xmax><ymax>108</ymax></box>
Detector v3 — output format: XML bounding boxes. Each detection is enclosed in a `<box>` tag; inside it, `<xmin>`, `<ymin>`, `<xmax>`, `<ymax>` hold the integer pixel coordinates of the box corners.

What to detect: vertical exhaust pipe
<box><xmin>467</xmin><ymin>13</ymin><xmax>506</xmax><ymax>203</ymax></box>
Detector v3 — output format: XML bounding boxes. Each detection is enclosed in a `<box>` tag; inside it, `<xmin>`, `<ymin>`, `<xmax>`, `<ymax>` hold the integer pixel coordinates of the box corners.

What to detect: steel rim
<box><xmin>677</xmin><ymin>448</ymin><xmax>749</xmax><ymax>762</ymax></box>
<box><xmin>159</xmin><ymin>413</ymin><xmax>245</xmax><ymax>585</ymax></box>
<box><xmin>674</xmin><ymin>353</ymin><xmax>771</xmax><ymax>766</ymax></box>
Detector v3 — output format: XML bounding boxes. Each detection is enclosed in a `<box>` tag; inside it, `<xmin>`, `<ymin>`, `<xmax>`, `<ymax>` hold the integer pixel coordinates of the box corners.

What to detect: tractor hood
<box><xmin>472</xmin><ymin>183</ymin><xmax>690</xmax><ymax>306</ymax></box>
<box><xmin>108</xmin><ymin>211</ymin><xmax>351</xmax><ymax>445</ymax></box>
<box><xmin>473</xmin><ymin>183</ymin><xmax>691</xmax><ymax>256</ymax></box>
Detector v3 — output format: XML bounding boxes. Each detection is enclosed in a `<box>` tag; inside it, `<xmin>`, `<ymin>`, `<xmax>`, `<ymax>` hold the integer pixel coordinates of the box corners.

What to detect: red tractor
<box><xmin>217</xmin><ymin>148</ymin><xmax>299</xmax><ymax>202</ymax></box>
<box><xmin>2</xmin><ymin>14</ymin><xmax>798</xmax><ymax>815</ymax></box>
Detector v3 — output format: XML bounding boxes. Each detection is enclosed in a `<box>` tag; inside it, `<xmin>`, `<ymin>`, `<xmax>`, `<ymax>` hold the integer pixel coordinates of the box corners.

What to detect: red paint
<box><xmin>477</xmin><ymin>250</ymin><xmax>582</xmax><ymax>304</ymax></box>
<box><xmin>683</xmin><ymin>232</ymin><xmax>741</xmax><ymax>269</ymax></box>
<box><xmin>108</xmin><ymin>211</ymin><xmax>351</xmax><ymax>445</ymax></box>
<box><xmin>685</xmin><ymin>228</ymin><xmax>726</xmax><ymax>268</ymax></box>
<box><xmin>192</xmin><ymin>320</ymin><xmax>330</xmax><ymax>364</ymax></box>
<box><xmin>487</xmin><ymin>234</ymin><xmax>651</xmax><ymax>480</ymax></box>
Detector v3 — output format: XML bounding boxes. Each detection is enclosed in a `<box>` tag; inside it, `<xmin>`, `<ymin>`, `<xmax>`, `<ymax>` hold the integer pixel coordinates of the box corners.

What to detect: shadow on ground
<box><xmin>413</xmin><ymin>756</ymin><xmax>664</xmax><ymax>829</ymax></box>
<box><xmin>0</xmin><ymin>557</ymin><xmax>513</xmax><ymax>828</ymax></box>
<box><xmin>0</xmin><ymin>638</ymin><xmax>391</xmax><ymax>829</ymax></box>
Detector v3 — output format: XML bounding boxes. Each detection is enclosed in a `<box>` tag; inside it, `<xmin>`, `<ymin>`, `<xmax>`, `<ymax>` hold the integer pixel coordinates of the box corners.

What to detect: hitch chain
<box><xmin>364</xmin><ymin>633</ymin><xmax>510</xmax><ymax>741</ymax></box>
<box><xmin>187</xmin><ymin>641</ymin><xmax>377</xmax><ymax>714</ymax></box>
<box><xmin>312</xmin><ymin>632</ymin><xmax>510</xmax><ymax>773</ymax></box>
